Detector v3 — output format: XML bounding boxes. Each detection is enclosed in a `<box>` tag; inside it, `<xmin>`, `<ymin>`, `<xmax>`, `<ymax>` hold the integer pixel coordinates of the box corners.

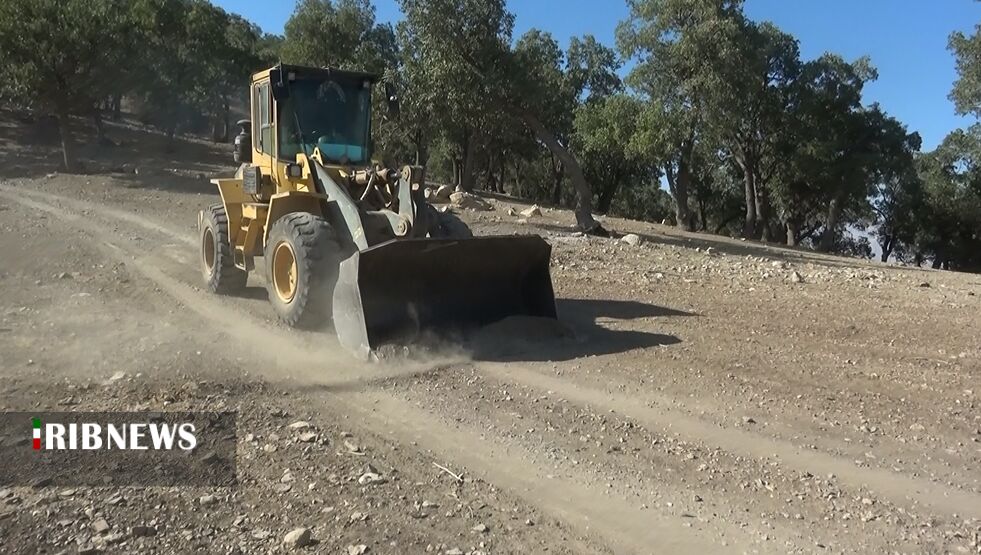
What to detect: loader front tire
<box><xmin>201</xmin><ymin>205</ymin><xmax>247</xmax><ymax>294</ymax></box>
<box><xmin>264</xmin><ymin>212</ymin><xmax>339</xmax><ymax>328</ymax></box>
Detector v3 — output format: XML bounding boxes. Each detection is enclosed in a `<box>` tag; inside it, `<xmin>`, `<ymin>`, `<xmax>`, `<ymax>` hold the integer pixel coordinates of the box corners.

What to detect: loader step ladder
<box><xmin>234</xmin><ymin>202</ymin><xmax>268</xmax><ymax>271</ymax></box>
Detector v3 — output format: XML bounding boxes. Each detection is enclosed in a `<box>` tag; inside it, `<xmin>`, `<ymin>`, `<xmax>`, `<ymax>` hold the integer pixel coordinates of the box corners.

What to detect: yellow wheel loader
<box><xmin>199</xmin><ymin>64</ymin><xmax>557</xmax><ymax>359</ymax></box>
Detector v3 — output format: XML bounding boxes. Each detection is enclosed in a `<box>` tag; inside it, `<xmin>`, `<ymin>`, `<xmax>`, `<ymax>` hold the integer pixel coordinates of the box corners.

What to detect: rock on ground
<box><xmin>449</xmin><ymin>192</ymin><xmax>493</xmax><ymax>211</ymax></box>
<box><xmin>621</xmin><ymin>233</ymin><xmax>643</xmax><ymax>246</ymax></box>
<box><xmin>520</xmin><ymin>205</ymin><xmax>542</xmax><ymax>217</ymax></box>
<box><xmin>434</xmin><ymin>184</ymin><xmax>454</xmax><ymax>203</ymax></box>
<box><xmin>283</xmin><ymin>527</ymin><xmax>313</xmax><ymax>548</ymax></box>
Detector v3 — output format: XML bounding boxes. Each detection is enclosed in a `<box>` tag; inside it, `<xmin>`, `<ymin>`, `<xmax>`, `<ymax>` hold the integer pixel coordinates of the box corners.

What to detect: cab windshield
<box><xmin>278</xmin><ymin>76</ymin><xmax>372</xmax><ymax>164</ymax></box>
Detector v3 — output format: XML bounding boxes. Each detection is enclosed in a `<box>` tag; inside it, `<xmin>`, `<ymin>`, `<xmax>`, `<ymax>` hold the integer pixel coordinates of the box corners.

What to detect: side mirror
<box><xmin>384</xmin><ymin>82</ymin><xmax>400</xmax><ymax>121</ymax></box>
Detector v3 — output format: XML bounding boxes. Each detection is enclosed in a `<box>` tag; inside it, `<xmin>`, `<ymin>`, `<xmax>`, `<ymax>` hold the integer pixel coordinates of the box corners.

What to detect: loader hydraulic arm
<box><xmin>310</xmin><ymin>156</ymin><xmax>369</xmax><ymax>251</ymax></box>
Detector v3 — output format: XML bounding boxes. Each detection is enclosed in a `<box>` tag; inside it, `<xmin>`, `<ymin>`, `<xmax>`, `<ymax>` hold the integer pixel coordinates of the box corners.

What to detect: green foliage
<box><xmin>912</xmin><ymin>125</ymin><xmax>981</xmax><ymax>270</ymax></box>
<box><xmin>281</xmin><ymin>0</ymin><xmax>397</xmax><ymax>74</ymax></box>
<box><xmin>0</xmin><ymin>0</ymin><xmax>137</xmax><ymax>114</ymax></box>
<box><xmin>0</xmin><ymin>0</ymin><xmax>140</xmax><ymax>167</ymax></box>
<box><xmin>566</xmin><ymin>36</ymin><xmax>622</xmax><ymax>102</ymax></box>
<box><xmin>132</xmin><ymin>0</ymin><xmax>264</xmax><ymax>139</ymax></box>
<box><xmin>575</xmin><ymin>94</ymin><xmax>655</xmax><ymax>213</ymax></box>
<box><xmin>512</xmin><ymin>30</ymin><xmax>574</xmax><ymax>133</ymax></box>
<box><xmin>950</xmin><ymin>24</ymin><xmax>981</xmax><ymax>117</ymax></box>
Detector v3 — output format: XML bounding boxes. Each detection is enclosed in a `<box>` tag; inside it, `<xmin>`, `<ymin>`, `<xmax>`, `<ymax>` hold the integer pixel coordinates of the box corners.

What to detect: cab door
<box><xmin>251</xmin><ymin>79</ymin><xmax>275</xmax><ymax>183</ymax></box>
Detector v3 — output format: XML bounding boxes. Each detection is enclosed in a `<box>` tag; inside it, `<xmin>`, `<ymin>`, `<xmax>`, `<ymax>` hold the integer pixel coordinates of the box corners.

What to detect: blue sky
<box><xmin>214</xmin><ymin>0</ymin><xmax>978</xmax><ymax>150</ymax></box>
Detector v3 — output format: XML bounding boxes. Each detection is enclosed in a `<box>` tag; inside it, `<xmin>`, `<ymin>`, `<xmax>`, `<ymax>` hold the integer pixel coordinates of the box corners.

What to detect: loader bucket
<box><xmin>332</xmin><ymin>236</ymin><xmax>556</xmax><ymax>359</ymax></box>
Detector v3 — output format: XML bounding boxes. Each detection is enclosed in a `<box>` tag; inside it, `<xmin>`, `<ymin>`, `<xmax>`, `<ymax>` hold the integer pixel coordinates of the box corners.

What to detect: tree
<box><xmin>710</xmin><ymin>21</ymin><xmax>801</xmax><ymax>241</ymax></box>
<box><xmin>210</xmin><ymin>15</ymin><xmax>264</xmax><ymax>141</ymax></box>
<box><xmin>398</xmin><ymin>0</ymin><xmax>513</xmax><ymax>194</ymax></box>
<box><xmin>617</xmin><ymin>0</ymin><xmax>748</xmax><ymax>232</ymax></box>
<box><xmin>872</xmin><ymin>166</ymin><xmax>923</xmax><ymax>262</ymax></box>
<box><xmin>868</xmin><ymin>124</ymin><xmax>922</xmax><ymax>262</ymax></box>
<box><xmin>772</xmin><ymin>54</ymin><xmax>878</xmax><ymax>248</ymax></box>
<box><xmin>950</xmin><ymin>23</ymin><xmax>981</xmax><ymax>117</ymax></box>
<box><xmin>0</xmin><ymin>0</ymin><xmax>139</xmax><ymax>170</ymax></box>
<box><xmin>575</xmin><ymin>94</ymin><xmax>655</xmax><ymax>213</ymax></box>
<box><xmin>126</xmin><ymin>0</ymin><xmax>268</xmax><ymax>147</ymax></box>
<box><xmin>510</xmin><ymin>31</ymin><xmax>608</xmax><ymax>232</ymax></box>
<box><xmin>566</xmin><ymin>35</ymin><xmax>623</xmax><ymax>103</ymax></box>
<box><xmin>398</xmin><ymin>0</ymin><xmax>603</xmax><ymax>232</ymax></box>
<box><xmin>913</xmin><ymin>125</ymin><xmax>981</xmax><ymax>270</ymax></box>
<box><xmin>281</xmin><ymin>0</ymin><xmax>397</xmax><ymax>74</ymax></box>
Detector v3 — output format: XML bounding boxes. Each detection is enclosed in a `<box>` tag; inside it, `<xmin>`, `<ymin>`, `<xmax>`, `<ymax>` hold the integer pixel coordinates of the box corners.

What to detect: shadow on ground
<box><xmin>468</xmin><ymin>298</ymin><xmax>691</xmax><ymax>363</ymax></box>
<box><xmin>234</xmin><ymin>286</ymin><xmax>270</xmax><ymax>301</ymax></box>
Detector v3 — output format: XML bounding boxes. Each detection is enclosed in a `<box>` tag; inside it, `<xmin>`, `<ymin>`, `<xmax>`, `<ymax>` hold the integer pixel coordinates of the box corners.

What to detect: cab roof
<box><xmin>252</xmin><ymin>64</ymin><xmax>380</xmax><ymax>85</ymax></box>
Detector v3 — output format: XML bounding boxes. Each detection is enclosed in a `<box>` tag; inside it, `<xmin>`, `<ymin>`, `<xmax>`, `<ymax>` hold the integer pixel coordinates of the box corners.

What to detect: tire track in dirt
<box><xmin>10</xmin><ymin>184</ymin><xmax>981</xmax><ymax>523</ymax></box>
<box><xmin>0</xmin><ymin>186</ymin><xmax>746</xmax><ymax>553</ymax></box>
<box><xmin>474</xmin><ymin>362</ymin><xmax>981</xmax><ymax>521</ymax></box>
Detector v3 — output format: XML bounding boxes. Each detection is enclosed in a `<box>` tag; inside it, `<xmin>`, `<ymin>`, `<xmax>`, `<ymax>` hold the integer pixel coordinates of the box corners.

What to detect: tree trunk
<box><xmin>460</xmin><ymin>134</ymin><xmax>476</xmax><ymax>192</ymax></box>
<box><xmin>413</xmin><ymin>129</ymin><xmax>428</xmax><ymax>166</ymax></box>
<box><xmin>596</xmin><ymin>167</ymin><xmax>622</xmax><ymax>213</ymax></box>
<box><xmin>111</xmin><ymin>94</ymin><xmax>122</xmax><ymax>121</ymax></box>
<box><xmin>818</xmin><ymin>195</ymin><xmax>843</xmax><ymax>252</ymax></box>
<box><xmin>166</xmin><ymin>123</ymin><xmax>177</xmax><ymax>153</ymax></box>
<box><xmin>785</xmin><ymin>220</ymin><xmax>799</xmax><ymax>247</ymax></box>
<box><xmin>549</xmin><ymin>153</ymin><xmax>563</xmax><ymax>206</ymax></box>
<box><xmin>496</xmin><ymin>155</ymin><xmax>506</xmax><ymax>193</ymax></box>
<box><xmin>521</xmin><ymin>112</ymin><xmax>599</xmax><ymax>233</ymax></box>
<box><xmin>93</xmin><ymin>109</ymin><xmax>108</xmax><ymax>146</ymax></box>
<box><xmin>696</xmin><ymin>192</ymin><xmax>707</xmax><ymax>231</ymax></box>
<box><xmin>755</xmin><ymin>182</ymin><xmax>770</xmax><ymax>242</ymax></box>
<box><xmin>221</xmin><ymin>96</ymin><xmax>230</xmax><ymax>142</ymax></box>
<box><xmin>879</xmin><ymin>235</ymin><xmax>894</xmax><ymax>262</ymax></box>
<box><xmin>56</xmin><ymin>109</ymin><xmax>78</xmax><ymax>172</ymax></box>
<box><xmin>742</xmin><ymin>168</ymin><xmax>757</xmax><ymax>239</ymax></box>
<box><xmin>451</xmin><ymin>158</ymin><xmax>461</xmax><ymax>187</ymax></box>
<box><xmin>675</xmin><ymin>148</ymin><xmax>695</xmax><ymax>231</ymax></box>
<box><xmin>486</xmin><ymin>152</ymin><xmax>498</xmax><ymax>193</ymax></box>
<box><xmin>211</xmin><ymin>101</ymin><xmax>229</xmax><ymax>143</ymax></box>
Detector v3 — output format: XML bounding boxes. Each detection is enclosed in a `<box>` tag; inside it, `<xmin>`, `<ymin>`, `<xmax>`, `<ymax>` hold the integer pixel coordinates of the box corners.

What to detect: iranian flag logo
<box><xmin>32</xmin><ymin>417</ymin><xmax>41</xmax><ymax>450</ymax></box>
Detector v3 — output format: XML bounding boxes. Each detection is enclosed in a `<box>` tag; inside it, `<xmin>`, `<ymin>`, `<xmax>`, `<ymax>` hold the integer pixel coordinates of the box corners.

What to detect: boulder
<box><xmin>620</xmin><ymin>233</ymin><xmax>642</xmax><ymax>247</ymax></box>
<box><xmin>449</xmin><ymin>192</ymin><xmax>492</xmax><ymax>211</ymax></box>
<box><xmin>519</xmin><ymin>205</ymin><xmax>542</xmax><ymax>217</ymax></box>
<box><xmin>283</xmin><ymin>527</ymin><xmax>313</xmax><ymax>548</ymax></box>
<box><xmin>434</xmin><ymin>185</ymin><xmax>454</xmax><ymax>203</ymax></box>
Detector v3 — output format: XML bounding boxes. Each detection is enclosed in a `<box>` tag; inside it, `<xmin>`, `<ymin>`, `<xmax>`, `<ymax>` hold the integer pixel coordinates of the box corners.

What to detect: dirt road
<box><xmin>0</xmin><ymin>126</ymin><xmax>979</xmax><ymax>553</ymax></box>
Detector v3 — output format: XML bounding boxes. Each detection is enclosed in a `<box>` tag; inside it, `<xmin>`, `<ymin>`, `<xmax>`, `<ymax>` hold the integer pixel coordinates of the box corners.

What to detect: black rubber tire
<box><xmin>428</xmin><ymin>206</ymin><xmax>473</xmax><ymax>239</ymax></box>
<box><xmin>263</xmin><ymin>212</ymin><xmax>339</xmax><ymax>328</ymax></box>
<box><xmin>201</xmin><ymin>204</ymin><xmax>247</xmax><ymax>294</ymax></box>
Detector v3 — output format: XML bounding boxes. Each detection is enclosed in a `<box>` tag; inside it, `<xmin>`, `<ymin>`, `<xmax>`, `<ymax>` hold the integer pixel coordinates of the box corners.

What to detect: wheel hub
<box><xmin>272</xmin><ymin>241</ymin><xmax>298</xmax><ymax>303</ymax></box>
<box><xmin>202</xmin><ymin>227</ymin><xmax>216</xmax><ymax>273</ymax></box>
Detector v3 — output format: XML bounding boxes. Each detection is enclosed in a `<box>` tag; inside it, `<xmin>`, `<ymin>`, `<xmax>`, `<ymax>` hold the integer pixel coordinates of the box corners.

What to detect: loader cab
<box><xmin>248</xmin><ymin>65</ymin><xmax>380</xmax><ymax>190</ymax></box>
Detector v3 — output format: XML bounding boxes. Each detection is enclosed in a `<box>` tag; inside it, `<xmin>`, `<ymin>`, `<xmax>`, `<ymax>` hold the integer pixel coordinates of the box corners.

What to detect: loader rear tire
<box><xmin>201</xmin><ymin>205</ymin><xmax>247</xmax><ymax>294</ymax></box>
<box><xmin>264</xmin><ymin>212</ymin><xmax>339</xmax><ymax>328</ymax></box>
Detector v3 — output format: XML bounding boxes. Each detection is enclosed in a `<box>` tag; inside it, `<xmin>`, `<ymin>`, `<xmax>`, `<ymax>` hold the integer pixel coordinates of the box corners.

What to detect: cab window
<box><xmin>253</xmin><ymin>82</ymin><xmax>272</xmax><ymax>154</ymax></box>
